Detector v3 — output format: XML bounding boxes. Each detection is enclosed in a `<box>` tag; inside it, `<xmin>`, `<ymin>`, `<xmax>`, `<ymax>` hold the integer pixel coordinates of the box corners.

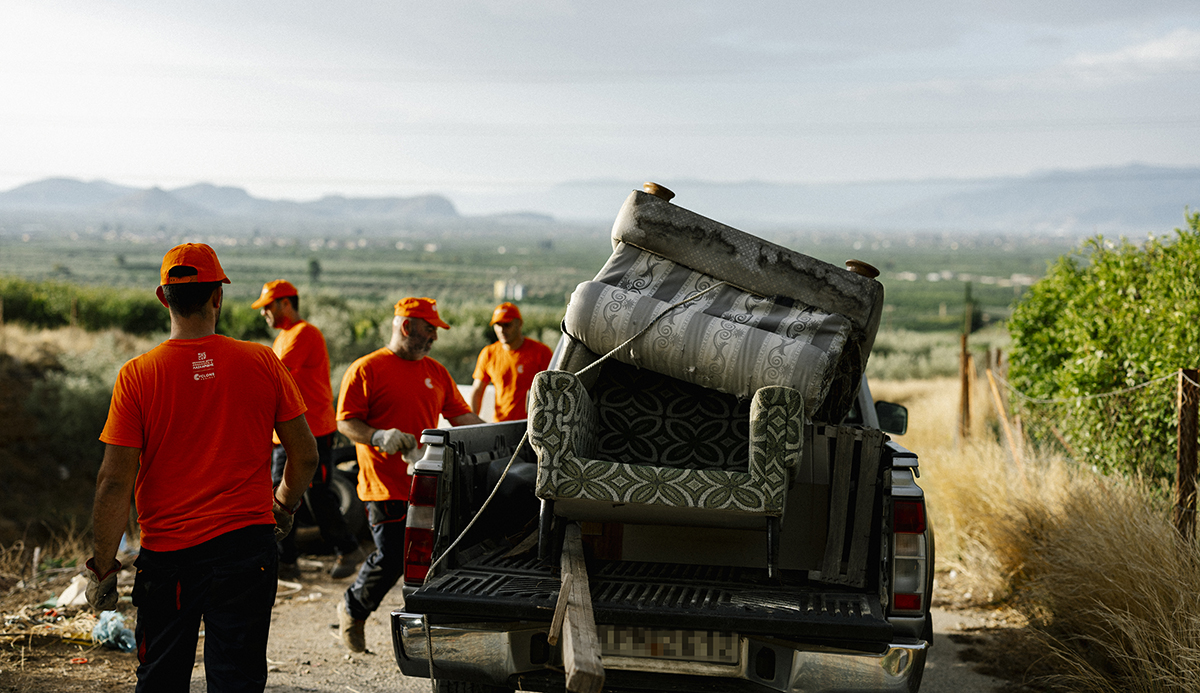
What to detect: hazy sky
<box><xmin>3</xmin><ymin>1</ymin><xmax>1199</xmax><ymax>210</ymax></box>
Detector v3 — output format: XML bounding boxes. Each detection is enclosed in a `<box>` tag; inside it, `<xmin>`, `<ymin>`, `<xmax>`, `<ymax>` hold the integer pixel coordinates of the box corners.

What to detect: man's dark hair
<box><xmin>162</xmin><ymin>266</ymin><xmax>221</xmax><ymax>317</ymax></box>
<box><xmin>280</xmin><ymin>295</ymin><xmax>299</xmax><ymax>312</ymax></box>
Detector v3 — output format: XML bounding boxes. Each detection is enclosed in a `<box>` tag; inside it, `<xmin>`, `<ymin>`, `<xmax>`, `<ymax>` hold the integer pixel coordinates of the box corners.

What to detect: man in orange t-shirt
<box><xmin>253</xmin><ymin>279</ymin><xmax>364</xmax><ymax>580</ymax></box>
<box><xmin>470</xmin><ymin>302</ymin><xmax>553</xmax><ymax>421</ymax></box>
<box><xmin>88</xmin><ymin>243</ymin><xmax>318</xmax><ymax>692</ymax></box>
<box><xmin>334</xmin><ymin>297</ymin><xmax>483</xmax><ymax>652</ymax></box>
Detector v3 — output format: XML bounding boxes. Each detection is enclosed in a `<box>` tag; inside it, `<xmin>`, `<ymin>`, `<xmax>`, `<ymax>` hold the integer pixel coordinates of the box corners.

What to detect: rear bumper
<box><xmin>392</xmin><ymin>612</ymin><xmax>927</xmax><ymax>693</ymax></box>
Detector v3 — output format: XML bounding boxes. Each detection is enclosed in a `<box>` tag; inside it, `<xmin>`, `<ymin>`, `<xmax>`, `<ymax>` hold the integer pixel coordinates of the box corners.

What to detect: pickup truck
<box><xmin>390</xmin><ymin>187</ymin><xmax>934</xmax><ymax>693</ymax></box>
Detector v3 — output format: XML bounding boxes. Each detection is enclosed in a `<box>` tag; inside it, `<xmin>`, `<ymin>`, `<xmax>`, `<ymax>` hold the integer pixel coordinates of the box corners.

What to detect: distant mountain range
<box><xmin>2</xmin><ymin>163</ymin><xmax>1197</xmax><ymax>235</ymax></box>
<box><xmin>0</xmin><ymin>178</ymin><xmax>461</xmax><ymax>222</ymax></box>
<box><xmin>516</xmin><ymin>164</ymin><xmax>1198</xmax><ymax>234</ymax></box>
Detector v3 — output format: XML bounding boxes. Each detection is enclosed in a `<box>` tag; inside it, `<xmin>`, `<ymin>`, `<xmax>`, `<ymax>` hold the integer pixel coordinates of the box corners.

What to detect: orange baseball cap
<box><xmin>490</xmin><ymin>302</ymin><xmax>522</xmax><ymax>325</ymax></box>
<box><xmin>159</xmin><ymin>243</ymin><xmax>230</xmax><ymax>286</ymax></box>
<box><xmin>251</xmin><ymin>279</ymin><xmax>299</xmax><ymax>309</ymax></box>
<box><xmin>395</xmin><ymin>297</ymin><xmax>451</xmax><ymax>329</ymax></box>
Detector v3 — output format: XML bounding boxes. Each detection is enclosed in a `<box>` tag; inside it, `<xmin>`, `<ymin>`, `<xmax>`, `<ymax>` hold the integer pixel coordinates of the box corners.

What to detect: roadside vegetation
<box><xmin>881</xmin><ymin>375</ymin><xmax>1200</xmax><ymax>693</ymax></box>
<box><xmin>872</xmin><ymin>214</ymin><xmax>1200</xmax><ymax>692</ymax></box>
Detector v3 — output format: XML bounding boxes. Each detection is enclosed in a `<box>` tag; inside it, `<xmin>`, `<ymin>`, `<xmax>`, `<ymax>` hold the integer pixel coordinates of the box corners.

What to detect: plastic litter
<box><xmin>92</xmin><ymin>611</ymin><xmax>136</xmax><ymax>652</ymax></box>
<box><xmin>55</xmin><ymin>574</ymin><xmax>90</xmax><ymax>608</ymax></box>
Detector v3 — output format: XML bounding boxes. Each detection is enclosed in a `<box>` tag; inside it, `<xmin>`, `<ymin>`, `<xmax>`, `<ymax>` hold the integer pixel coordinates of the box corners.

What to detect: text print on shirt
<box><xmin>193</xmin><ymin>351</ymin><xmax>216</xmax><ymax>381</ymax></box>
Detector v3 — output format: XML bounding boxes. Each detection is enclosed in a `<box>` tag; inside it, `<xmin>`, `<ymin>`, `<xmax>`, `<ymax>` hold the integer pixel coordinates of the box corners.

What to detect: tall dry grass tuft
<box><xmin>1019</xmin><ymin>473</ymin><xmax>1200</xmax><ymax>692</ymax></box>
<box><xmin>873</xmin><ymin>376</ymin><xmax>1200</xmax><ymax>692</ymax></box>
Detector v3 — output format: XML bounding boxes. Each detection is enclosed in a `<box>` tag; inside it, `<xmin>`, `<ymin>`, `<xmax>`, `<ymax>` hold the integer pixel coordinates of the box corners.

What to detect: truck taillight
<box><xmin>894</xmin><ymin>500</ymin><xmax>926</xmax><ymax>534</ymax></box>
<box><xmin>404</xmin><ymin>472</ymin><xmax>439</xmax><ymax>587</ymax></box>
<box><xmin>891</xmin><ymin>499</ymin><xmax>928</xmax><ymax>615</ymax></box>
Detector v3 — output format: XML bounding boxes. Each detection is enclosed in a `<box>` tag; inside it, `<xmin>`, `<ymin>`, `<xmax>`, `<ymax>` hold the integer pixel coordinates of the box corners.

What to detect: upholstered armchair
<box><xmin>528</xmin><ymin>369</ymin><xmax>804</xmax><ymax>575</ymax></box>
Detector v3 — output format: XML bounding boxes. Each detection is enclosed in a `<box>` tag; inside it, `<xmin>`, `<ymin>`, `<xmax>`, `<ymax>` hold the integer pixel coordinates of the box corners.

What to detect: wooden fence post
<box><xmin>1175</xmin><ymin>368</ymin><xmax>1198</xmax><ymax>540</ymax></box>
<box><xmin>987</xmin><ymin>369</ymin><xmax>1024</xmax><ymax>477</ymax></box>
<box><xmin>959</xmin><ymin>333</ymin><xmax>970</xmax><ymax>443</ymax></box>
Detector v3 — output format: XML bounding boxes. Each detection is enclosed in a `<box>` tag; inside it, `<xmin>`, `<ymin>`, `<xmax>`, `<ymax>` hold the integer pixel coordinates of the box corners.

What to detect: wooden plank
<box><xmin>821</xmin><ymin>426</ymin><xmax>855</xmax><ymax>579</ymax></box>
<box><xmin>846</xmin><ymin>428</ymin><xmax>883</xmax><ymax>586</ymax></box>
<box><xmin>548</xmin><ymin>572</ymin><xmax>573</xmax><ymax>647</ymax></box>
<box><xmin>1176</xmin><ymin>368</ymin><xmax>1199</xmax><ymax>540</ymax></box>
<box><xmin>561</xmin><ymin>523</ymin><xmax>605</xmax><ymax>693</ymax></box>
<box><xmin>503</xmin><ymin>530</ymin><xmax>539</xmax><ymax>559</ymax></box>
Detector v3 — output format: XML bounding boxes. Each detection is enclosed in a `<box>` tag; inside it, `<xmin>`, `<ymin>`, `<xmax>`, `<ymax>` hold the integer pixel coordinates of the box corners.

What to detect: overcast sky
<box><xmin>3</xmin><ymin>1</ymin><xmax>1199</xmax><ymax>211</ymax></box>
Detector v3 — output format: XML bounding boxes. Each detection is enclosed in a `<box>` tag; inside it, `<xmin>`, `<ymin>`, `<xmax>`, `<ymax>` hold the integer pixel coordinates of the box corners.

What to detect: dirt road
<box><xmin>2</xmin><ymin>557</ymin><xmax>1027</xmax><ymax>692</ymax></box>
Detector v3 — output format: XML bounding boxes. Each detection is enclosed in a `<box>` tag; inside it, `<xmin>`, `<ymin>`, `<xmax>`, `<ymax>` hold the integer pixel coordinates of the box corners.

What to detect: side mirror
<box><xmin>875</xmin><ymin>401</ymin><xmax>908</xmax><ymax>436</ymax></box>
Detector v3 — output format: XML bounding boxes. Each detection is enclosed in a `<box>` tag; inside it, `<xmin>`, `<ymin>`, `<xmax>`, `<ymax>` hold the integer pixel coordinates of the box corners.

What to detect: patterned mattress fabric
<box><xmin>529</xmin><ymin>370</ymin><xmax>804</xmax><ymax>517</ymax></box>
<box><xmin>599</xmin><ymin>190</ymin><xmax>885</xmax><ymax>422</ymax></box>
<box><xmin>564</xmin><ymin>274</ymin><xmax>849</xmax><ymax>413</ymax></box>
<box><xmin>608</xmin><ymin>190</ymin><xmax>882</xmax><ymax>354</ymax></box>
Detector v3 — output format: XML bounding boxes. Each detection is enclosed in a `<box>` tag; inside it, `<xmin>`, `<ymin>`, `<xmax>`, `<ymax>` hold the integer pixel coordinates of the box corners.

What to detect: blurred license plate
<box><xmin>598</xmin><ymin>626</ymin><xmax>739</xmax><ymax>664</ymax></box>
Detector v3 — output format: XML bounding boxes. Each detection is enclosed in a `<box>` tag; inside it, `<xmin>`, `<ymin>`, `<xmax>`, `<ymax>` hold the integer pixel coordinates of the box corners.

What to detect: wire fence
<box><xmin>990</xmin><ymin>370</ymin><xmax>1183</xmax><ymax>481</ymax></box>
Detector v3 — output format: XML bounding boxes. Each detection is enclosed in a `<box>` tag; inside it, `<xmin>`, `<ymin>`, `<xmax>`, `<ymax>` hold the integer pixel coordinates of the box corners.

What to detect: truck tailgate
<box><xmin>405</xmin><ymin>547</ymin><xmax>892</xmax><ymax>646</ymax></box>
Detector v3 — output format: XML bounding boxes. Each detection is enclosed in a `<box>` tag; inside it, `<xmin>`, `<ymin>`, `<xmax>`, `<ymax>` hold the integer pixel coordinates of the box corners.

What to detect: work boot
<box><xmin>330</xmin><ymin>546</ymin><xmax>366</xmax><ymax>579</ymax></box>
<box><xmin>278</xmin><ymin>561</ymin><xmax>301</xmax><ymax>581</ymax></box>
<box><xmin>338</xmin><ymin>601</ymin><xmax>366</xmax><ymax>653</ymax></box>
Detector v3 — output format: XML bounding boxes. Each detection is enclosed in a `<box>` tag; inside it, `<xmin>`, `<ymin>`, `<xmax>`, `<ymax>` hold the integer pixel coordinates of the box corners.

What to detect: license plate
<box><xmin>598</xmin><ymin>626</ymin><xmax>739</xmax><ymax>664</ymax></box>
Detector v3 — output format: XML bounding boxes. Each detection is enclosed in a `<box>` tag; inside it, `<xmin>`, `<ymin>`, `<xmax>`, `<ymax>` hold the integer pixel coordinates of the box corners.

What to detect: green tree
<box><xmin>1008</xmin><ymin>211</ymin><xmax>1200</xmax><ymax>479</ymax></box>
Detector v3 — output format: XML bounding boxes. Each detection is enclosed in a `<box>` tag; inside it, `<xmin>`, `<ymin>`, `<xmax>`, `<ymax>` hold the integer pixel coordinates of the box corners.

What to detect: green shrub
<box><xmin>24</xmin><ymin>333</ymin><xmax>143</xmax><ymax>474</ymax></box>
<box><xmin>1007</xmin><ymin>211</ymin><xmax>1200</xmax><ymax>479</ymax></box>
<box><xmin>0</xmin><ymin>276</ymin><xmax>169</xmax><ymax>334</ymax></box>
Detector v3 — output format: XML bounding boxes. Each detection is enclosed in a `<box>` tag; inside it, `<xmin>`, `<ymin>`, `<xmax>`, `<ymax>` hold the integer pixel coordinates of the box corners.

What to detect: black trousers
<box><xmin>270</xmin><ymin>433</ymin><xmax>358</xmax><ymax>561</ymax></box>
<box><xmin>344</xmin><ymin>499</ymin><xmax>407</xmax><ymax>620</ymax></box>
<box><xmin>132</xmin><ymin>525</ymin><xmax>277</xmax><ymax>693</ymax></box>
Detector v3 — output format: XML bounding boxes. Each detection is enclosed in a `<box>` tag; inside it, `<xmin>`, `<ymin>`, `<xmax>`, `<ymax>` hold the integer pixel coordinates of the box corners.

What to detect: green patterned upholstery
<box><xmin>529</xmin><ymin>370</ymin><xmax>804</xmax><ymax>521</ymax></box>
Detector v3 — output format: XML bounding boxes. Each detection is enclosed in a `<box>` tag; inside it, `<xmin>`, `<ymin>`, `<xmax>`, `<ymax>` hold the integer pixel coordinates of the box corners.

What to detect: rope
<box><xmin>992</xmin><ymin>371</ymin><xmax>1176</xmax><ymax>405</ymax></box>
<box><xmin>419</xmin><ymin>281</ymin><xmax>732</xmax><ymax>679</ymax></box>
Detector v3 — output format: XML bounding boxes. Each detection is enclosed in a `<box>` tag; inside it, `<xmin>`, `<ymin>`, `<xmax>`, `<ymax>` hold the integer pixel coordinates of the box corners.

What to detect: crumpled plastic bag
<box><xmin>92</xmin><ymin>610</ymin><xmax>136</xmax><ymax>652</ymax></box>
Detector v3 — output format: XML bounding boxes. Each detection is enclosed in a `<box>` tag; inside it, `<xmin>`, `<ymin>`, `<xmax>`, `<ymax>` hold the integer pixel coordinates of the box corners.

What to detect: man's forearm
<box><xmin>470</xmin><ymin>380</ymin><xmax>486</xmax><ymax>415</ymax></box>
<box><xmin>276</xmin><ymin>415</ymin><xmax>319</xmax><ymax>509</ymax></box>
<box><xmin>92</xmin><ymin>445</ymin><xmax>139</xmax><ymax>574</ymax></box>
<box><xmin>337</xmin><ymin>418</ymin><xmax>375</xmax><ymax>446</ymax></box>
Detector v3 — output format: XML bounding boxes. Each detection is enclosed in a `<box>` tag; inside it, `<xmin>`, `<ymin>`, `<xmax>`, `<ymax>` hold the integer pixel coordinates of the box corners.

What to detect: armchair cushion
<box><xmin>529</xmin><ymin>371</ymin><xmax>804</xmax><ymax>521</ymax></box>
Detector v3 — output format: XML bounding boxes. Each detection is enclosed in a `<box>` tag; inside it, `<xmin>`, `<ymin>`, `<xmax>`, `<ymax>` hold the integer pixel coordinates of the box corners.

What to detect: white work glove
<box><xmin>85</xmin><ymin>557</ymin><xmax>122</xmax><ymax>611</ymax></box>
<box><xmin>371</xmin><ymin>428</ymin><xmax>416</xmax><ymax>456</ymax></box>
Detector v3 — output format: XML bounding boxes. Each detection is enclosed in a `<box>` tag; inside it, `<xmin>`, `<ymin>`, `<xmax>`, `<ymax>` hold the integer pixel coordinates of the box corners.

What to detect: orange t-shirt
<box><xmin>336</xmin><ymin>348</ymin><xmax>472</xmax><ymax>501</ymax></box>
<box><xmin>472</xmin><ymin>338</ymin><xmax>553</xmax><ymax>421</ymax></box>
<box><xmin>100</xmin><ymin>334</ymin><xmax>306</xmax><ymax>552</ymax></box>
<box><xmin>271</xmin><ymin>320</ymin><xmax>336</xmax><ymax>440</ymax></box>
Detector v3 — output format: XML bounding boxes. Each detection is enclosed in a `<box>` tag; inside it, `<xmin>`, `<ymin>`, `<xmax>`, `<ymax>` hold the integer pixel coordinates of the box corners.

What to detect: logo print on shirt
<box><xmin>425</xmin><ymin>378</ymin><xmax>434</xmax><ymax>389</ymax></box>
<box><xmin>192</xmin><ymin>351</ymin><xmax>215</xmax><ymax>378</ymax></box>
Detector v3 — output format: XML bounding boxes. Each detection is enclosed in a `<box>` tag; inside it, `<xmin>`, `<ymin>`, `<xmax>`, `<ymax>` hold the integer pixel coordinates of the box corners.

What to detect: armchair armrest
<box><xmin>529</xmin><ymin>371</ymin><xmax>599</xmax><ymax>499</ymax></box>
<box><xmin>749</xmin><ymin>386</ymin><xmax>805</xmax><ymax>515</ymax></box>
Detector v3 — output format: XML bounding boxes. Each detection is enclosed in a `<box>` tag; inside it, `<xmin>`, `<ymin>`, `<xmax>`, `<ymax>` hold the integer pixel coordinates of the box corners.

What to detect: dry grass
<box><xmin>0</xmin><ymin>520</ymin><xmax>92</xmax><ymax>591</ymax></box>
<box><xmin>1</xmin><ymin>324</ymin><xmax>158</xmax><ymax>369</ymax></box>
<box><xmin>873</xmin><ymin>377</ymin><xmax>1200</xmax><ymax>692</ymax></box>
